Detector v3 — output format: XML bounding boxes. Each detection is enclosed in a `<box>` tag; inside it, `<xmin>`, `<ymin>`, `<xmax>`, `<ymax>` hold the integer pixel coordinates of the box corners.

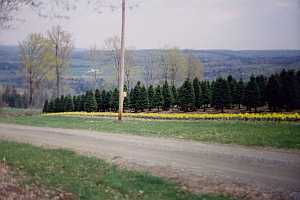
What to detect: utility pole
<box><xmin>118</xmin><ymin>0</ymin><xmax>126</xmax><ymax>120</ymax></box>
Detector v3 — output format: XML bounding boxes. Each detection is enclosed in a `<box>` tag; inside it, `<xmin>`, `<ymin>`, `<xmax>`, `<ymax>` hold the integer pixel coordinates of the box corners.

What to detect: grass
<box><xmin>1</xmin><ymin>114</ymin><xmax>300</xmax><ymax>149</ymax></box>
<box><xmin>0</xmin><ymin>141</ymin><xmax>233</xmax><ymax>200</ymax></box>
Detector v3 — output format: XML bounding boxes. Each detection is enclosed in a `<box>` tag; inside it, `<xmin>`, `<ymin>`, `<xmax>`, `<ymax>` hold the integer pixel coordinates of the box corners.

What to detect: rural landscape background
<box><xmin>0</xmin><ymin>0</ymin><xmax>300</xmax><ymax>200</ymax></box>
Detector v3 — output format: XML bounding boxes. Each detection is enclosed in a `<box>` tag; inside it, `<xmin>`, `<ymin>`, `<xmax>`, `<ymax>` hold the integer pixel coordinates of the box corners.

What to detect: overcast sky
<box><xmin>0</xmin><ymin>0</ymin><xmax>299</xmax><ymax>50</ymax></box>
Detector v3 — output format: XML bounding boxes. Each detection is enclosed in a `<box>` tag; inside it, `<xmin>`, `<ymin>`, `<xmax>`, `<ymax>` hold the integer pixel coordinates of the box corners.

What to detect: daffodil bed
<box><xmin>43</xmin><ymin>112</ymin><xmax>300</xmax><ymax>121</ymax></box>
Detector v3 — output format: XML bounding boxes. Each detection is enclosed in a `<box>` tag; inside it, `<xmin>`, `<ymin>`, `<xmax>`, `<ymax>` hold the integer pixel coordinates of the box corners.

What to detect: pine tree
<box><xmin>162</xmin><ymin>81</ymin><xmax>172</xmax><ymax>111</ymax></box>
<box><xmin>124</xmin><ymin>85</ymin><xmax>129</xmax><ymax>111</ymax></box>
<box><xmin>193</xmin><ymin>78</ymin><xmax>202</xmax><ymax>109</ymax></box>
<box><xmin>64</xmin><ymin>95</ymin><xmax>74</xmax><ymax>112</ymax></box>
<box><xmin>178</xmin><ymin>79</ymin><xmax>195</xmax><ymax>112</ymax></box>
<box><xmin>243</xmin><ymin>76</ymin><xmax>260</xmax><ymax>112</ymax></box>
<box><xmin>154</xmin><ymin>85</ymin><xmax>163</xmax><ymax>111</ymax></box>
<box><xmin>200</xmin><ymin>81</ymin><xmax>210</xmax><ymax>112</ymax></box>
<box><xmin>42</xmin><ymin>100</ymin><xmax>48</xmax><ymax>113</ymax></box>
<box><xmin>227</xmin><ymin>75</ymin><xmax>239</xmax><ymax>107</ymax></box>
<box><xmin>296</xmin><ymin>70</ymin><xmax>300</xmax><ymax>109</ymax></box>
<box><xmin>48</xmin><ymin>100</ymin><xmax>55</xmax><ymax>113</ymax></box>
<box><xmin>140</xmin><ymin>85</ymin><xmax>149</xmax><ymax>112</ymax></box>
<box><xmin>59</xmin><ymin>95</ymin><xmax>65</xmax><ymax>112</ymax></box>
<box><xmin>54</xmin><ymin>97</ymin><xmax>60</xmax><ymax>112</ymax></box>
<box><xmin>111</xmin><ymin>88</ymin><xmax>119</xmax><ymax>112</ymax></box>
<box><xmin>255</xmin><ymin>75</ymin><xmax>267</xmax><ymax>107</ymax></box>
<box><xmin>79</xmin><ymin>95</ymin><xmax>85</xmax><ymax>111</ymax></box>
<box><xmin>129</xmin><ymin>89</ymin><xmax>135</xmax><ymax>111</ymax></box>
<box><xmin>106</xmin><ymin>91</ymin><xmax>112</xmax><ymax>111</ymax></box>
<box><xmin>147</xmin><ymin>85</ymin><xmax>155</xmax><ymax>111</ymax></box>
<box><xmin>236</xmin><ymin>79</ymin><xmax>245</xmax><ymax>109</ymax></box>
<box><xmin>132</xmin><ymin>81</ymin><xmax>142</xmax><ymax>112</ymax></box>
<box><xmin>266</xmin><ymin>74</ymin><xmax>281</xmax><ymax>112</ymax></box>
<box><xmin>85</xmin><ymin>90</ymin><xmax>97</xmax><ymax>112</ymax></box>
<box><xmin>100</xmin><ymin>90</ymin><xmax>108</xmax><ymax>112</ymax></box>
<box><xmin>212</xmin><ymin>78</ymin><xmax>230</xmax><ymax>113</ymax></box>
<box><xmin>171</xmin><ymin>85</ymin><xmax>178</xmax><ymax>108</ymax></box>
<box><xmin>280</xmin><ymin>70</ymin><xmax>297</xmax><ymax>111</ymax></box>
<box><xmin>95</xmin><ymin>89</ymin><xmax>101</xmax><ymax>112</ymax></box>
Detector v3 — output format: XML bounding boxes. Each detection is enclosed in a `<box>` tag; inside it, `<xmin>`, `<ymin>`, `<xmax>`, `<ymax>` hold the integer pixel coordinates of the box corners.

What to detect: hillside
<box><xmin>0</xmin><ymin>45</ymin><xmax>299</xmax><ymax>93</ymax></box>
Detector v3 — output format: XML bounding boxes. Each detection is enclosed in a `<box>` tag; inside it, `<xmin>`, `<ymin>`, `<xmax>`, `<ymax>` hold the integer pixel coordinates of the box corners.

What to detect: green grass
<box><xmin>0</xmin><ymin>141</ymin><xmax>232</xmax><ymax>200</ymax></box>
<box><xmin>1</xmin><ymin>114</ymin><xmax>300</xmax><ymax>149</ymax></box>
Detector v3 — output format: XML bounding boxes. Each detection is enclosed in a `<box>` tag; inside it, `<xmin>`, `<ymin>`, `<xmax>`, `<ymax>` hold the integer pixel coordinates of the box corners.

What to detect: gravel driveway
<box><xmin>0</xmin><ymin>123</ymin><xmax>299</xmax><ymax>200</ymax></box>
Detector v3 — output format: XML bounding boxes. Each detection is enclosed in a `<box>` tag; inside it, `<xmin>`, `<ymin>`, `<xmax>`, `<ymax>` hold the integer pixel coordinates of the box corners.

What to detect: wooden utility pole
<box><xmin>118</xmin><ymin>0</ymin><xmax>126</xmax><ymax>120</ymax></box>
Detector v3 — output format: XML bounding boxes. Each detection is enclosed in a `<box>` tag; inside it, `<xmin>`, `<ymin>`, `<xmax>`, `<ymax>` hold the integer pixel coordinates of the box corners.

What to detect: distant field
<box><xmin>0</xmin><ymin>141</ymin><xmax>233</xmax><ymax>200</ymax></box>
<box><xmin>1</xmin><ymin>112</ymin><xmax>299</xmax><ymax>149</ymax></box>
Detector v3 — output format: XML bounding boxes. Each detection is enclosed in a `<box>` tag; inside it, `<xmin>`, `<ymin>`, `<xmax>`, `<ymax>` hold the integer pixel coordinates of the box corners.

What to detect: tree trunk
<box><xmin>118</xmin><ymin>0</ymin><xmax>126</xmax><ymax>120</ymax></box>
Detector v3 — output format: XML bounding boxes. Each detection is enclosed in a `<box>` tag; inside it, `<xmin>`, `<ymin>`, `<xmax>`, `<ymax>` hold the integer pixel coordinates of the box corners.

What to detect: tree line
<box><xmin>43</xmin><ymin>69</ymin><xmax>300</xmax><ymax>113</ymax></box>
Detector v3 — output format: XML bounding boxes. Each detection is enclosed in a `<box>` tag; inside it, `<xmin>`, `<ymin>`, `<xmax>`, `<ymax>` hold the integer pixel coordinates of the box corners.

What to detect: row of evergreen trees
<box><xmin>43</xmin><ymin>69</ymin><xmax>300</xmax><ymax>113</ymax></box>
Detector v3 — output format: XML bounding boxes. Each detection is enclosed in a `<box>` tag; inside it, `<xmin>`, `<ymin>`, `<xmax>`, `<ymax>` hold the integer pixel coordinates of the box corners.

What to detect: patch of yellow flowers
<box><xmin>42</xmin><ymin>112</ymin><xmax>300</xmax><ymax>121</ymax></box>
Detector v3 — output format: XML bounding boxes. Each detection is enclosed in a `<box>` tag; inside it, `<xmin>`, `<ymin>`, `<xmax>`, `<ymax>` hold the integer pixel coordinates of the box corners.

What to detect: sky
<box><xmin>0</xmin><ymin>0</ymin><xmax>299</xmax><ymax>50</ymax></box>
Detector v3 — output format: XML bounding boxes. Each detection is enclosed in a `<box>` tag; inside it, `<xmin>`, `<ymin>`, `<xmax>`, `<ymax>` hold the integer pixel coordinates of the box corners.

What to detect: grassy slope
<box><xmin>0</xmin><ymin>115</ymin><xmax>300</xmax><ymax>149</ymax></box>
<box><xmin>0</xmin><ymin>141</ymin><xmax>232</xmax><ymax>200</ymax></box>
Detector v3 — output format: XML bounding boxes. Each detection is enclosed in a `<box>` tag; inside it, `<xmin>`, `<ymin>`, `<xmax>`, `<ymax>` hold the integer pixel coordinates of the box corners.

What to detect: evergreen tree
<box><xmin>79</xmin><ymin>95</ymin><xmax>85</xmax><ymax>111</ymax></box>
<box><xmin>129</xmin><ymin>89</ymin><xmax>135</xmax><ymax>111</ymax></box>
<box><xmin>162</xmin><ymin>81</ymin><xmax>172</xmax><ymax>110</ymax></box>
<box><xmin>243</xmin><ymin>76</ymin><xmax>260</xmax><ymax>112</ymax></box>
<box><xmin>178</xmin><ymin>79</ymin><xmax>195</xmax><ymax>112</ymax></box>
<box><xmin>212</xmin><ymin>78</ymin><xmax>230</xmax><ymax>113</ymax></box>
<box><xmin>200</xmin><ymin>81</ymin><xmax>210</xmax><ymax>112</ymax></box>
<box><xmin>132</xmin><ymin>81</ymin><xmax>142</xmax><ymax>112</ymax></box>
<box><xmin>85</xmin><ymin>90</ymin><xmax>97</xmax><ymax>112</ymax></box>
<box><xmin>106</xmin><ymin>90</ymin><xmax>112</xmax><ymax>111</ymax></box>
<box><xmin>255</xmin><ymin>75</ymin><xmax>267</xmax><ymax>107</ymax></box>
<box><xmin>266</xmin><ymin>74</ymin><xmax>281</xmax><ymax>112</ymax></box>
<box><xmin>54</xmin><ymin>97</ymin><xmax>60</xmax><ymax>112</ymax></box>
<box><xmin>193</xmin><ymin>78</ymin><xmax>202</xmax><ymax>109</ymax></box>
<box><xmin>236</xmin><ymin>79</ymin><xmax>245</xmax><ymax>109</ymax></box>
<box><xmin>110</xmin><ymin>88</ymin><xmax>119</xmax><ymax>112</ymax></box>
<box><xmin>42</xmin><ymin>100</ymin><xmax>48</xmax><ymax>113</ymax></box>
<box><xmin>227</xmin><ymin>75</ymin><xmax>238</xmax><ymax>107</ymax></box>
<box><xmin>48</xmin><ymin>100</ymin><xmax>55</xmax><ymax>113</ymax></box>
<box><xmin>296</xmin><ymin>70</ymin><xmax>300</xmax><ymax>109</ymax></box>
<box><xmin>147</xmin><ymin>85</ymin><xmax>155</xmax><ymax>111</ymax></box>
<box><xmin>280</xmin><ymin>70</ymin><xmax>297</xmax><ymax>111</ymax></box>
<box><xmin>140</xmin><ymin>85</ymin><xmax>149</xmax><ymax>111</ymax></box>
<box><xmin>99</xmin><ymin>90</ymin><xmax>107</xmax><ymax>112</ymax></box>
<box><xmin>59</xmin><ymin>95</ymin><xmax>65</xmax><ymax>112</ymax></box>
<box><xmin>64</xmin><ymin>95</ymin><xmax>74</xmax><ymax>112</ymax></box>
<box><xmin>154</xmin><ymin>85</ymin><xmax>163</xmax><ymax>111</ymax></box>
<box><xmin>95</xmin><ymin>89</ymin><xmax>101</xmax><ymax>112</ymax></box>
<box><xmin>171</xmin><ymin>85</ymin><xmax>178</xmax><ymax>108</ymax></box>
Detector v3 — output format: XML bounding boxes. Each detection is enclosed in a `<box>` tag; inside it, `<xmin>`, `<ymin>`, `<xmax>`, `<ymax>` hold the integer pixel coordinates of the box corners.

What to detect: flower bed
<box><xmin>42</xmin><ymin>112</ymin><xmax>300</xmax><ymax>121</ymax></box>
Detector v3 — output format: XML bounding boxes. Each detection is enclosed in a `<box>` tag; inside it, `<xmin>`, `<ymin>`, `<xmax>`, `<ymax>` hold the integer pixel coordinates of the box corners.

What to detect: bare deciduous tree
<box><xmin>187</xmin><ymin>54</ymin><xmax>204</xmax><ymax>80</ymax></box>
<box><xmin>47</xmin><ymin>25</ymin><xmax>73</xmax><ymax>97</ymax></box>
<box><xmin>19</xmin><ymin>33</ymin><xmax>54</xmax><ymax>106</ymax></box>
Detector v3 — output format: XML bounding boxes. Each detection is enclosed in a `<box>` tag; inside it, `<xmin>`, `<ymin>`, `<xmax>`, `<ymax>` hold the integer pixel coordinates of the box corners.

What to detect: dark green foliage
<box><xmin>171</xmin><ymin>85</ymin><xmax>178</xmax><ymax>107</ymax></box>
<box><xmin>266</xmin><ymin>74</ymin><xmax>281</xmax><ymax>112</ymax></box>
<box><xmin>85</xmin><ymin>91</ymin><xmax>97</xmax><ymax>112</ymax></box>
<box><xmin>243</xmin><ymin>76</ymin><xmax>260</xmax><ymax>112</ymax></box>
<box><xmin>47</xmin><ymin>100</ymin><xmax>55</xmax><ymax>113</ymax></box>
<box><xmin>79</xmin><ymin>95</ymin><xmax>85</xmax><ymax>111</ymax></box>
<box><xmin>212</xmin><ymin>78</ymin><xmax>231</xmax><ymax>113</ymax></box>
<box><xmin>129</xmin><ymin>89</ymin><xmax>135</xmax><ymax>111</ymax></box>
<box><xmin>64</xmin><ymin>95</ymin><xmax>74</xmax><ymax>112</ymax></box>
<box><xmin>154</xmin><ymin>85</ymin><xmax>163</xmax><ymax>111</ymax></box>
<box><xmin>1</xmin><ymin>85</ymin><xmax>27</xmax><ymax>108</ymax></box>
<box><xmin>193</xmin><ymin>78</ymin><xmax>202</xmax><ymax>109</ymax></box>
<box><xmin>42</xmin><ymin>100</ymin><xmax>48</xmax><ymax>113</ymax></box>
<box><xmin>110</xmin><ymin>88</ymin><xmax>119</xmax><ymax>112</ymax></box>
<box><xmin>140</xmin><ymin>85</ymin><xmax>149</xmax><ymax>111</ymax></box>
<box><xmin>132</xmin><ymin>82</ymin><xmax>142</xmax><ymax>112</ymax></box>
<box><xmin>147</xmin><ymin>85</ymin><xmax>155</xmax><ymax>111</ymax></box>
<box><xmin>95</xmin><ymin>89</ymin><xmax>101</xmax><ymax>112</ymax></box>
<box><xmin>200</xmin><ymin>81</ymin><xmax>210</xmax><ymax>111</ymax></box>
<box><xmin>236</xmin><ymin>79</ymin><xmax>245</xmax><ymax>109</ymax></box>
<box><xmin>178</xmin><ymin>79</ymin><xmax>195</xmax><ymax>112</ymax></box>
<box><xmin>123</xmin><ymin>85</ymin><xmax>129</xmax><ymax>111</ymax></box>
<box><xmin>162</xmin><ymin>81</ymin><xmax>172</xmax><ymax>111</ymax></box>
<box><xmin>255</xmin><ymin>75</ymin><xmax>267</xmax><ymax>107</ymax></box>
<box><xmin>279</xmin><ymin>70</ymin><xmax>298</xmax><ymax>111</ymax></box>
<box><xmin>227</xmin><ymin>75</ymin><xmax>238</xmax><ymax>107</ymax></box>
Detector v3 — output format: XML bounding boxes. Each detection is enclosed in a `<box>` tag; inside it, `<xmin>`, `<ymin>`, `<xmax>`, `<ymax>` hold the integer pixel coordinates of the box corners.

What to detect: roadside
<box><xmin>0</xmin><ymin>123</ymin><xmax>299</xmax><ymax>200</ymax></box>
<box><xmin>0</xmin><ymin>162</ymin><xmax>73</xmax><ymax>200</ymax></box>
<box><xmin>0</xmin><ymin>141</ymin><xmax>232</xmax><ymax>200</ymax></box>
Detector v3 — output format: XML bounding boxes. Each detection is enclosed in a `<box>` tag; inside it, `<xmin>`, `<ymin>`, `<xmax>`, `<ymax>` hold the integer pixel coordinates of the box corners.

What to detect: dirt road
<box><xmin>0</xmin><ymin>123</ymin><xmax>299</xmax><ymax>200</ymax></box>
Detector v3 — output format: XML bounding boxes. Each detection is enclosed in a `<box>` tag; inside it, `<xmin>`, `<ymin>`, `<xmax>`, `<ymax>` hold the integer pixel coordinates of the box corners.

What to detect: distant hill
<box><xmin>0</xmin><ymin>45</ymin><xmax>299</xmax><ymax>93</ymax></box>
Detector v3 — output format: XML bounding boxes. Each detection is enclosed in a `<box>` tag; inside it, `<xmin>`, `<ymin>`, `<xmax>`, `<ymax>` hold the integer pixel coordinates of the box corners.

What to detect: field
<box><xmin>0</xmin><ymin>141</ymin><xmax>232</xmax><ymax>200</ymax></box>
<box><xmin>1</xmin><ymin>110</ymin><xmax>300</xmax><ymax>149</ymax></box>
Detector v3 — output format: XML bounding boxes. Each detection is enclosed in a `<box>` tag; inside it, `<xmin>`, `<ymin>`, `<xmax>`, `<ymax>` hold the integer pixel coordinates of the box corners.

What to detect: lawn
<box><xmin>0</xmin><ymin>114</ymin><xmax>300</xmax><ymax>149</ymax></box>
<box><xmin>0</xmin><ymin>141</ymin><xmax>232</xmax><ymax>200</ymax></box>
